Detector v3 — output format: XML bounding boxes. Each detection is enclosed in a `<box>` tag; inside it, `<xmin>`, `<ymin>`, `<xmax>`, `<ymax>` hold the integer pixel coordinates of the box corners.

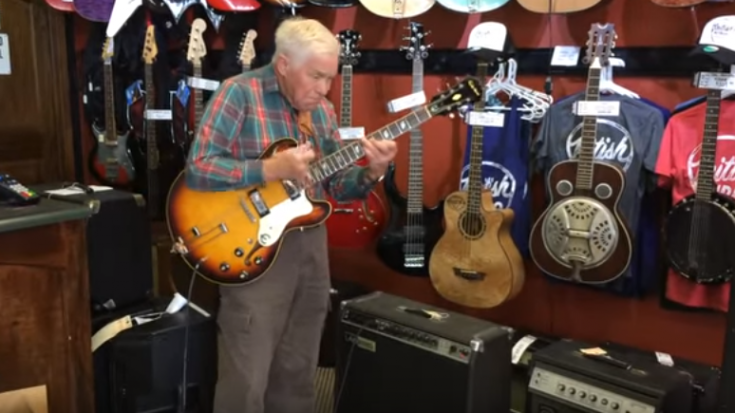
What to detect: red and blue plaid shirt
<box><xmin>186</xmin><ymin>63</ymin><xmax>375</xmax><ymax>201</ymax></box>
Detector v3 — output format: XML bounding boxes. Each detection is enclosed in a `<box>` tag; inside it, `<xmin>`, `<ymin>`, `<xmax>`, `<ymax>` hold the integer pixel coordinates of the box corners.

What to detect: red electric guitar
<box><xmin>325</xmin><ymin>30</ymin><xmax>387</xmax><ymax>249</ymax></box>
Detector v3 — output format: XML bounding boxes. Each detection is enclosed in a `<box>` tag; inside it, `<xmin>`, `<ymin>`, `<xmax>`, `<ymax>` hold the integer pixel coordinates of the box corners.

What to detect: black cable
<box><xmin>333</xmin><ymin>328</ymin><xmax>361</xmax><ymax>412</ymax></box>
<box><xmin>177</xmin><ymin>262</ymin><xmax>200</xmax><ymax>413</ymax></box>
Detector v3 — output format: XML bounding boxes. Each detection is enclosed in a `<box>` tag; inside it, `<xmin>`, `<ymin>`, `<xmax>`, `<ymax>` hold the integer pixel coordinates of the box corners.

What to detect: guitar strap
<box><xmin>297</xmin><ymin>111</ymin><xmax>319</xmax><ymax>197</ymax></box>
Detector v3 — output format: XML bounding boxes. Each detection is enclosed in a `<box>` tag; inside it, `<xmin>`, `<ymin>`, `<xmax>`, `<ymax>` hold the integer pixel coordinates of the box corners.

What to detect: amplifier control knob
<box><xmin>568</xmin><ymin>388</ymin><xmax>576</xmax><ymax>395</ymax></box>
<box><xmin>579</xmin><ymin>391</ymin><xmax>586</xmax><ymax>399</ymax></box>
<box><xmin>557</xmin><ymin>384</ymin><xmax>565</xmax><ymax>392</ymax></box>
<box><xmin>601</xmin><ymin>399</ymin><xmax>608</xmax><ymax>406</ymax></box>
<box><xmin>589</xmin><ymin>395</ymin><xmax>597</xmax><ymax>402</ymax></box>
<box><xmin>611</xmin><ymin>402</ymin><xmax>619</xmax><ymax>410</ymax></box>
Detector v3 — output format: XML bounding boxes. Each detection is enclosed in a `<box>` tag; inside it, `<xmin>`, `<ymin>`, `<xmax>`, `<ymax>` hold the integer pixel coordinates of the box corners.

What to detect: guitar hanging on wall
<box><xmin>359</xmin><ymin>0</ymin><xmax>435</xmax><ymax>19</ymax></box>
<box><xmin>516</xmin><ymin>0</ymin><xmax>601</xmax><ymax>13</ymax></box>
<box><xmin>88</xmin><ymin>37</ymin><xmax>136</xmax><ymax>188</ymax></box>
<box><xmin>663</xmin><ymin>86</ymin><xmax>735</xmax><ymax>284</ymax></box>
<box><xmin>325</xmin><ymin>30</ymin><xmax>388</xmax><ymax>250</ymax></box>
<box><xmin>166</xmin><ymin>78</ymin><xmax>483</xmax><ymax>285</ymax></box>
<box><xmin>528</xmin><ymin>23</ymin><xmax>632</xmax><ymax>284</ymax></box>
<box><xmin>186</xmin><ymin>19</ymin><xmax>209</xmax><ymax>158</ymax></box>
<box><xmin>142</xmin><ymin>25</ymin><xmax>162</xmax><ymax>218</ymax></box>
<box><xmin>435</xmin><ymin>0</ymin><xmax>508</xmax><ymax>14</ymax></box>
<box><xmin>377</xmin><ymin>22</ymin><xmax>444</xmax><ymax>276</ymax></box>
<box><xmin>429</xmin><ymin>59</ymin><xmax>525</xmax><ymax>309</ymax></box>
<box><xmin>238</xmin><ymin>30</ymin><xmax>258</xmax><ymax>73</ymax></box>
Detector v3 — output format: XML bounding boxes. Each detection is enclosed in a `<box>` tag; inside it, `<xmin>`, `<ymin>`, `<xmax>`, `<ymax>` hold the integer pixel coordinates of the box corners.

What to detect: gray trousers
<box><xmin>213</xmin><ymin>225</ymin><xmax>330</xmax><ymax>413</ymax></box>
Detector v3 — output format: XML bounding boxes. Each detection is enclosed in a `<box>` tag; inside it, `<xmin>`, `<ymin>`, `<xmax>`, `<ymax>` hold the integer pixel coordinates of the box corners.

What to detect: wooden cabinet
<box><xmin>0</xmin><ymin>0</ymin><xmax>75</xmax><ymax>184</ymax></box>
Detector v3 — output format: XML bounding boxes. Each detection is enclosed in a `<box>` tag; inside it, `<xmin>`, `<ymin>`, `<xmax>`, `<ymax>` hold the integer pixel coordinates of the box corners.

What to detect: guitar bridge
<box><xmin>453</xmin><ymin>267</ymin><xmax>486</xmax><ymax>281</ymax></box>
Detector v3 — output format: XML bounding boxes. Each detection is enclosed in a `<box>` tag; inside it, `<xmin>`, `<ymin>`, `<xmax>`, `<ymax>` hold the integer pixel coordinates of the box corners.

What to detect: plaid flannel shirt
<box><xmin>186</xmin><ymin>63</ymin><xmax>375</xmax><ymax>202</ymax></box>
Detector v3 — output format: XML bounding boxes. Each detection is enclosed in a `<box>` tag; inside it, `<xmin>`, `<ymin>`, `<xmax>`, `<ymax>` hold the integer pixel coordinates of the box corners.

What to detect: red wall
<box><xmin>73</xmin><ymin>0</ymin><xmax>735</xmax><ymax>365</ymax></box>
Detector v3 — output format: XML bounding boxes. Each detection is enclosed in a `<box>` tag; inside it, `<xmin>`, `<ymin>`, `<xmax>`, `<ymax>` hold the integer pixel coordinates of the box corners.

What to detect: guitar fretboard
<box><xmin>144</xmin><ymin>63</ymin><xmax>160</xmax><ymax>216</ymax></box>
<box><xmin>576</xmin><ymin>67</ymin><xmax>602</xmax><ymax>191</ymax></box>
<box><xmin>102</xmin><ymin>61</ymin><xmax>117</xmax><ymax>144</ymax></box>
<box><xmin>466</xmin><ymin>62</ymin><xmax>489</xmax><ymax>215</ymax></box>
<box><xmin>193</xmin><ymin>63</ymin><xmax>204</xmax><ymax>132</ymax></box>
<box><xmin>696</xmin><ymin>89</ymin><xmax>722</xmax><ymax>200</ymax></box>
<box><xmin>339</xmin><ymin>64</ymin><xmax>352</xmax><ymax>128</ymax></box>
<box><xmin>407</xmin><ymin>58</ymin><xmax>425</xmax><ymax>216</ymax></box>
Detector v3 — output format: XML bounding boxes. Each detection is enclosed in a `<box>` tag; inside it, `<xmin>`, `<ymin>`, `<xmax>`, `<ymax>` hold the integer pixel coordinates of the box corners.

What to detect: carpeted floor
<box><xmin>315</xmin><ymin>367</ymin><xmax>335</xmax><ymax>413</ymax></box>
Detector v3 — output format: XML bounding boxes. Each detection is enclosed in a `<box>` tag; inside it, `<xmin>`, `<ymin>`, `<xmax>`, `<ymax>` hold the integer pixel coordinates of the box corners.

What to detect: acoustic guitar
<box><xmin>359</xmin><ymin>0</ymin><xmax>435</xmax><ymax>19</ymax></box>
<box><xmin>436</xmin><ymin>0</ymin><xmax>508</xmax><ymax>14</ymax></box>
<box><xmin>528</xmin><ymin>23</ymin><xmax>632</xmax><ymax>284</ymax></box>
<box><xmin>166</xmin><ymin>78</ymin><xmax>483</xmax><ymax>286</ymax></box>
<box><xmin>208</xmin><ymin>0</ymin><xmax>261</xmax><ymax>12</ymax></box>
<box><xmin>664</xmin><ymin>87</ymin><xmax>735</xmax><ymax>284</ymax></box>
<box><xmin>88</xmin><ymin>37</ymin><xmax>136</xmax><ymax>188</ymax></box>
<box><xmin>45</xmin><ymin>0</ymin><xmax>75</xmax><ymax>13</ymax></box>
<box><xmin>649</xmin><ymin>0</ymin><xmax>706</xmax><ymax>7</ymax></box>
<box><xmin>429</xmin><ymin>61</ymin><xmax>525</xmax><ymax>309</ymax></box>
<box><xmin>325</xmin><ymin>30</ymin><xmax>388</xmax><ymax>249</ymax></box>
<box><xmin>377</xmin><ymin>23</ymin><xmax>444</xmax><ymax>276</ymax></box>
<box><xmin>74</xmin><ymin>0</ymin><xmax>114</xmax><ymax>21</ymax></box>
<box><xmin>516</xmin><ymin>0</ymin><xmax>601</xmax><ymax>13</ymax></box>
<box><xmin>160</xmin><ymin>0</ymin><xmax>225</xmax><ymax>30</ymax></box>
<box><xmin>309</xmin><ymin>0</ymin><xmax>356</xmax><ymax>8</ymax></box>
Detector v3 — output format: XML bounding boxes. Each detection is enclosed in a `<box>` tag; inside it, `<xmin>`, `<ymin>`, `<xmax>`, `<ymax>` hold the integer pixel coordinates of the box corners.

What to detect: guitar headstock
<box><xmin>427</xmin><ymin>76</ymin><xmax>483</xmax><ymax>116</ymax></box>
<box><xmin>187</xmin><ymin>18</ymin><xmax>208</xmax><ymax>64</ymax></box>
<box><xmin>401</xmin><ymin>21</ymin><xmax>431</xmax><ymax>61</ymax></box>
<box><xmin>337</xmin><ymin>30</ymin><xmax>361</xmax><ymax>66</ymax></box>
<box><xmin>238</xmin><ymin>29</ymin><xmax>258</xmax><ymax>68</ymax></box>
<box><xmin>583</xmin><ymin>23</ymin><xmax>616</xmax><ymax>68</ymax></box>
<box><xmin>101</xmin><ymin>37</ymin><xmax>114</xmax><ymax>63</ymax></box>
<box><xmin>142</xmin><ymin>25</ymin><xmax>158</xmax><ymax>65</ymax></box>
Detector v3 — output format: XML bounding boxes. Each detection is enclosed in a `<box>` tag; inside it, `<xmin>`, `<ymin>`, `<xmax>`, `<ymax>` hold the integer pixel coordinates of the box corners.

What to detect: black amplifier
<box><xmin>528</xmin><ymin>340</ymin><xmax>694</xmax><ymax>413</ymax></box>
<box><xmin>336</xmin><ymin>292</ymin><xmax>512</xmax><ymax>413</ymax></box>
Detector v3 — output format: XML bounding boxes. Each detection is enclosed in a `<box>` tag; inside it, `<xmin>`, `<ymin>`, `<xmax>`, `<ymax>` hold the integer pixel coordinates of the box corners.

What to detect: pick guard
<box><xmin>258</xmin><ymin>192</ymin><xmax>314</xmax><ymax>246</ymax></box>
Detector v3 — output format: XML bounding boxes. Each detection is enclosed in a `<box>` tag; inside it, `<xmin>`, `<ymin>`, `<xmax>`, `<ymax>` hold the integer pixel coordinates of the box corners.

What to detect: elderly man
<box><xmin>186</xmin><ymin>16</ymin><xmax>398</xmax><ymax>413</ymax></box>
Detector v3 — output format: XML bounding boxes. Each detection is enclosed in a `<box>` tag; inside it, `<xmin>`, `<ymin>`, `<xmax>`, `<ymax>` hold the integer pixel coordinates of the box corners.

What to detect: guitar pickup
<box><xmin>248</xmin><ymin>190</ymin><xmax>270</xmax><ymax>217</ymax></box>
<box><xmin>281</xmin><ymin>180</ymin><xmax>301</xmax><ymax>200</ymax></box>
<box><xmin>453</xmin><ymin>267</ymin><xmax>486</xmax><ymax>281</ymax></box>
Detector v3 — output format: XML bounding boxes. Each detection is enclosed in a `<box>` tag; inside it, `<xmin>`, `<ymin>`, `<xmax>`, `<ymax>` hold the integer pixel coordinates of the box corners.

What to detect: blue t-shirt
<box><xmin>459</xmin><ymin>97</ymin><xmax>532</xmax><ymax>256</ymax></box>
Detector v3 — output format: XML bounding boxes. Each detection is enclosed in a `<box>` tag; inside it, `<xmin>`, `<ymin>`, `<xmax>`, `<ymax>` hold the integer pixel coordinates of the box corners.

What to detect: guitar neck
<box><xmin>103</xmin><ymin>61</ymin><xmax>117</xmax><ymax>144</ymax></box>
<box><xmin>339</xmin><ymin>64</ymin><xmax>352</xmax><ymax>128</ymax></box>
<box><xmin>407</xmin><ymin>58</ymin><xmax>424</xmax><ymax>214</ymax></box>
<box><xmin>576</xmin><ymin>66</ymin><xmax>602</xmax><ymax>191</ymax></box>
<box><xmin>467</xmin><ymin>61</ymin><xmax>489</xmax><ymax>215</ymax></box>
<box><xmin>308</xmin><ymin>106</ymin><xmax>434</xmax><ymax>185</ymax></box>
<box><xmin>696</xmin><ymin>89</ymin><xmax>721</xmax><ymax>200</ymax></box>
<box><xmin>193</xmin><ymin>63</ymin><xmax>204</xmax><ymax>132</ymax></box>
<box><xmin>144</xmin><ymin>63</ymin><xmax>160</xmax><ymax>214</ymax></box>
<box><xmin>241</xmin><ymin>63</ymin><xmax>251</xmax><ymax>73</ymax></box>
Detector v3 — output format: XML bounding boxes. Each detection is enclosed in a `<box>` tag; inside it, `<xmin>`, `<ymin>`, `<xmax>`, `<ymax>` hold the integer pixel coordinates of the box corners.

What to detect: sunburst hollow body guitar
<box><xmin>429</xmin><ymin>61</ymin><xmax>525</xmax><ymax>309</ymax></box>
<box><xmin>166</xmin><ymin>79</ymin><xmax>483</xmax><ymax>286</ymax></box>
<box><xmin>529</xmin><ymin>23</ymin><xmax>632</xmax><ymax>284</ymax></box>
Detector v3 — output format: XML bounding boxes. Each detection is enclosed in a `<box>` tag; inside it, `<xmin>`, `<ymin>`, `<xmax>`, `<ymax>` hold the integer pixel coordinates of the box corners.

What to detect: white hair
<box><xmin>273</xmin><ymin>17</ymin><xmax>339</xmax><ymax>65</ymax></box>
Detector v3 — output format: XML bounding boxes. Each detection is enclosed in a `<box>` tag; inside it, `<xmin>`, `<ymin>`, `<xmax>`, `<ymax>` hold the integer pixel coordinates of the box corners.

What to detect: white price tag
<box><xmin>511</xmin><ymin>335</ymin><xmax>537</xmax><ymax>365</ymax></box>
<box><xmin>0</xmin><ymin>34</ymin><xmax>12</xmax><ymax>75</ymax></box>
<box><xmin>467</xmin><ymin>22</ymin><xmax>507</xmax><ymax>53</ymax></box>
<box><xmin>188</xmin><ymin>76</ymin><xmax>221</xmax><ymax>91</ymax></box>
<box><xmin>550</xmin><ymin>45</ymin><xmax>580</xmax><ymax>67</ymax></box>
<box><xmin>467</xmin><ymin>111</ymin><xmax>504</xmax><ymax>127</ymax></box>
<box><xmin>655</xmin><ymin>351</ymin><xmax>674</xmax><ymax>367</ymax></box>
<box><xmin>338</xmin><ymin>127</ymin><xmax>365</xmax><ymax>140</ymax></box>
<box><xmin>694</xmin><ymin>72</ymin><xmax>735</xmax><ymax>90</ymax></box>
<box><xmin>573</xmin><ymin>101</ymin><xmax>620</xmax><ymax>117</ymax></box>
<box><xmin>386</xmin><ymin>91</ymin><xmax>426</xmax><ymax>113</ymax></box>
<box><xmin>145</xmin><ymin>110</ymin><xmax>173</xmax><ymax>120</ymax></box>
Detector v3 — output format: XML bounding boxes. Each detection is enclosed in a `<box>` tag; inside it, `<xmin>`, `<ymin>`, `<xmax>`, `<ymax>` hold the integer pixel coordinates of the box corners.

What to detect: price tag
<box><xmin>467</xmin><ymin>111</ymin><xmax>504</xmax><ymax>127</ymax></box>
<box><xmin>573</xmin><ymin>101</ymin><xmax>620</xmax><ymax>117</ymax></box>
<box><xmin>467</xmin><ymin>22</ymin><xmax>507</xmax><ymax>53</ymax></box>
<box><xmin>655</xmin><ymin>351</ymin><xmax>674</xmax><ymax>367</ymax></box>
<box><xmin>386</xmin><ymin>91</ymin><xmax>426</xmax><ymax>113</ymax></box>
<box><xmin>550</xmin><ymin>45</ymin><xmax>580</xmax><ymax>67</ymax></box>
<box><xmin>145</xmin><ymin>110</ymin><xmax>173</xmax><ymax>120</ymax></box>
<box><xmin>694</xmin><ymin>71</ymin><xmax>735</xmax><ymax>90</ymax></box>
<box><xmin>0</xmin><ymin>34</ymin><xmax>11</xmax><ymax>75</ymax></box>
<box><xmin>188</xmin><ymin>76</ymin><xmax>221</xmax><ymax>91</ymax></box>
<box><xmin>338</xmin><ymin>127</ymin><xmax>365</xmax><ymax>140</ymax></box>
<box><xmin>511</xmin><ymin>335</ymin><xmax>537</xmax><ymax>365</ymax></box>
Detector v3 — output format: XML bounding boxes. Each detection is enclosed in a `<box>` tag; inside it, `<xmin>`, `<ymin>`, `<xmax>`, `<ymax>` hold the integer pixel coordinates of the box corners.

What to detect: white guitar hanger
<box><xmin>599</xmin><ymin>57</ymin><xmax>638</xmax><ymax>98</ymax></box>
<box><xmin>484</xmin><ymin>59</ymin><xmax>552</xmax><ymax>122</ymax></box>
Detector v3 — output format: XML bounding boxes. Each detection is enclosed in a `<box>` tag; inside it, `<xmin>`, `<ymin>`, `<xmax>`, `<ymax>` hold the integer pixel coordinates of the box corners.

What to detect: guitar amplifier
<box><xmin>336</xmin><ymin>292</ymin><xmax>512</xmax><ymax>413</ymax></box>
<box><xmin>528</xmin><ymin>340</ymin><xmax>694</xmax><ymax>413</ymax></box>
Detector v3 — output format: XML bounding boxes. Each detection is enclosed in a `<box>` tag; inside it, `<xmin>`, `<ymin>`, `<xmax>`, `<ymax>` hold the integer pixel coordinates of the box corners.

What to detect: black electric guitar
<box><xmin>664</xmin><ymin>86</ymin><xmax>735</xmax><ymax>284</ymax></box>
<box><xmin>376</xmin><ymin>22</ymin><xmax>444</xmax><ymax>277</ymax></box>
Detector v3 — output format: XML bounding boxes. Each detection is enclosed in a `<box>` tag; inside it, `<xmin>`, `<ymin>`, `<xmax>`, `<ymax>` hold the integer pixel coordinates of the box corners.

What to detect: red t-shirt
<box><xmin>655</xmin><ymin>100</ymin><xmax>735</xmax><ymax>312</ymax></box>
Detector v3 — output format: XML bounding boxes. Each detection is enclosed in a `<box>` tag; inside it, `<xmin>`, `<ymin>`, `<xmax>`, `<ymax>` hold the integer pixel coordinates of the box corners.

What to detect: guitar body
<box><xmin>144</xmin><ymin>0</ymin><xmax>172</xmax><ymax>14</ymax></box>
<box><xmin>208</xmin><ymin>0</ymin><xmax>261</xmax><ymax>11</ymax></box>
<box><xmin>359</xmin><ymin>0</ymin><xmax>435</xmax><ymax>18</ymax></box>
<box><xmin>516</xmin><ymin>0</ymin><xmax>601</xmax><ymax>13</ymax></box>
<box><xmin>436</xmin><ymin>0</ymin><xmax>508</xmax><ymax>13</ymax></box>
<box><xmin>376</xmin><ymin>164</ymin><xmax>444</xmax><ymax>276</ymax></box>
<box><xmin>308</xmin><ymin>0</ymin><xmax>356</xmax><ymax>7</ymax></box>
<box><xmin>649</xmin><ymin>0</ymin><xmax>706</xmax><ymax>6</ymax></box>
<box><xmin>46</xmin><ymin>0</ymin><xmax>75</xmax><ymax>12</ymax></box>
<box><xmin>326</xmin><ymin>191</ymin><xmax>387</xmax><ymax>249</ymax></box>
<box><xmin>74</xmin><ymin>0</ymin><xmax>114</xmax><ymax>21</ymax></box>
<box><xmin>88</xmin><ymin>125</ymin><xmax>136</xmax><ymax>187</ymax></box>
<box><xmin>664</xmin><ymin>194</ymin><xmax>735</xmax><ymax>283</ymax></box>
<box><xmin>167</xmin><ymin>139</ymin><xmax>331</xmax><ymax>285</ymax></box>
<box><xmin>429</xmin><ymin>190</ymin><xmax>524</xmax><ymax>309</ymax></box>
<box><xmin>529</xmin><ymin>160</ymin><xmax>632</xmax><ymax>283</ymax></box>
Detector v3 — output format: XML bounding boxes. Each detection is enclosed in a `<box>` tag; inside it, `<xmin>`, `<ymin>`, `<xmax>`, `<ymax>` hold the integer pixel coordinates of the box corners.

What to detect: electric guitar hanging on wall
<box><xmin>166</xmin><ymin>78</ymin><xmax>483</xmax><ymax>285</ymax></box>
<box><xmin>88</xmin><ymin>37</ymin><xmax>136</xmax><ymax>188</ymax></box>
<box><xmin>377</xmin><ymin>22</ymin><xmax>444</xmax><ymax>276</ymax></box>
<box><xmin>429</xmin><ymin>60</ymin><xmax>525</xmax><ymax>309</ymax></box>
<box><xmin>238</xmin><ymin>30</ymin><xmax>258</xmax><ymax>73</ymax></box>
<box><xmin>325</xmin><ymin>30</ymin><xmax>387</xmax><ymax>249</ymax></box>
<box><xmin>435</xmin><ymin>0</ymin><xmax>508</xmax><ymax>14</ymax></box>
<box><xmin>186</xmin><ymin>19</ymin><xmax>209</xmax><ymax>158</ymax></box>
<box><xmin>142</xmin><ymin>26</ymin><xmax>162</xmax><ymax>218</ymax></box>
<box><xmin>663</xmin><ymin>86</ymin><xmax>735</xmax><ymax>284</ymax></box>
<box><xmin>528</xmin><ymin>23</ymin><xmax>632</xmax><ymax>284</ymax></box>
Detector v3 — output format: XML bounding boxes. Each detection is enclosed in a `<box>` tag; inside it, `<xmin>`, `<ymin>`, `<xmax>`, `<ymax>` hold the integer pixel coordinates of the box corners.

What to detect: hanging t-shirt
<box><xmin>459</xmin><ymin>98</ymin><xmax>532</xmax><ymax>256</ymax></box>
<box><xmin>655</xmin><ymin>100</ymin><xmax>735</xmax><ymax>312</ymax></box>
<box><xmin>533</xmin><ymin>94</ymin><xmax>665</xmax><ymax>294</ymax></box>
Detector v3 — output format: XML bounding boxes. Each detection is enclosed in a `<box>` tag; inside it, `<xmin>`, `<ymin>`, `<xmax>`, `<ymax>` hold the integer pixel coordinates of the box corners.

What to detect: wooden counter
<box><xmin>0</xmin><ymin>198</ymin><xmax>95</xmax><ymax>413</ymax></box>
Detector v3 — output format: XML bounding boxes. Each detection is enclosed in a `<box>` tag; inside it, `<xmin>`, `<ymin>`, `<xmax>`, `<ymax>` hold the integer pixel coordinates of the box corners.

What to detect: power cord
<box><xmin>333</xmin><ymin>328</ymin><xmax>362</xmax><ymax>412</ymax></box>
<box><xmin>177</xmin><ymin>261</ymin><xmax>201</xmax><ymax>413</ymax></box>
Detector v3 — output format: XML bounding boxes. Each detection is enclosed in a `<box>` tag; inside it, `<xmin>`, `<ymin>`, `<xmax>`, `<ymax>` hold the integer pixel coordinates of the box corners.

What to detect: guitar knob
<box><xmin>234</xmin><ymin>248</ymin><xmax>244</xmax><ymax>257</ymax></box>
<box><xmin>219</xmin><ymin>263</ymin><xmax>230</xmax><ymax>272</ymax></box>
